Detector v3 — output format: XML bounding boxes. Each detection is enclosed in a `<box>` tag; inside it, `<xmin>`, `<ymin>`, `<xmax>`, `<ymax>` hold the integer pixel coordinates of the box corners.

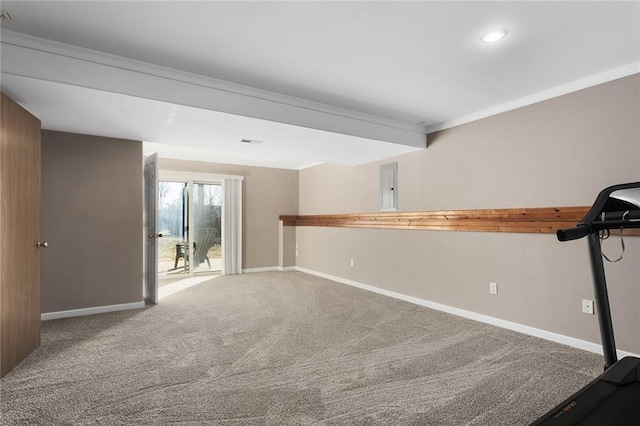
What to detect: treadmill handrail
<box><xmin>557</xmin><ymin>210</ymin><xmax>640</xmax><ymax>241</ymax></box>
<box><xmin>557</xmin><ymin>225</ymin><xmax>590</xmax><ymax>241</ymax></box>
<box><xmin>580</xmin><ymin>182</ymin><xmax>640</xmax><ymax>226</ymax></box>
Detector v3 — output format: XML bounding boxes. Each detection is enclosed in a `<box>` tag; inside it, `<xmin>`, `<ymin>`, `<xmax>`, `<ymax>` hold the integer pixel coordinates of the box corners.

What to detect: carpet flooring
<box><xmin>1</xmin><ymin>271</ymin><xmax>602</xmax><ymax>425</ymax></box>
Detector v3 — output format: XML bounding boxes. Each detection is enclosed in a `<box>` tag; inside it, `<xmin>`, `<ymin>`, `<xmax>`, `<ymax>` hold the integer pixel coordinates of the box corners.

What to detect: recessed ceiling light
<box><xmin>480</xmin><ymin>29</ymin><xmax>507</xmax><ymax>43</ymax></box>
<box><xmin>240</xmin><ymin>138</ymin><xmax>263</xmax><ymax>145</ymax></box>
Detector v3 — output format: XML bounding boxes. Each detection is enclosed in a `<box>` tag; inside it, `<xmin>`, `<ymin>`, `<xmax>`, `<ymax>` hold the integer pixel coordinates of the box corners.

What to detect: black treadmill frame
<box><xmin>562</xmin><ymin>182</ymin><xmax>640</xmax><ymax>369</ymax></box>
<box><xmin>532</xmin><ymin>182</ymin><xmax>640</xmax><ymax>425</ymax></box>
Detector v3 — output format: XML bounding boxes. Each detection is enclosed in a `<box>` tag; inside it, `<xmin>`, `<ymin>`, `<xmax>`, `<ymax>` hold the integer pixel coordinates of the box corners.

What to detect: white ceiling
<box><xmin>1</xmin><ymin>1</ymin><xmax>639</xmax><ymax>169</ymax></box>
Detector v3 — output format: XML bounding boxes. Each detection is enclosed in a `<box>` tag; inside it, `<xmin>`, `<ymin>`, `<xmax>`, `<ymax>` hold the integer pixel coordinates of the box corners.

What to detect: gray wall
<box><xmin>279</xmin><ymin>223</ymin><xmax>296</xmax><ymax>269</ymax></box>
<box><xmin>296</xmin><ymin>74</ymin><xmax>640</xmax><ymax>354</ymax></box>
<box><xmin>41</xmin><ymin>131</ymin><xmax>143</xmax><ymax>313</ymax></box>
<box><xmin>159</xmin><ymin>159</ymin><xmax>299</xmax><ymax>270</ymax></box>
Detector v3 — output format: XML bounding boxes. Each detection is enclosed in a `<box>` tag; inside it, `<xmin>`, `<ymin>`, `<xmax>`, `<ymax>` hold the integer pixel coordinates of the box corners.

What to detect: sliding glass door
<box><xmin>157</xmin><ymin>181</ymin><xmax>190</xmax><ymax>277</ymax></box>
<box><xmin>157</xmin><ymin>179</ymin><xmax>222</xmax><ymax>279</ymax></box>
<box><xmin>193</xmin><ymin>183</ymin><xmax>222</xmax><ymax>273</ymax></box>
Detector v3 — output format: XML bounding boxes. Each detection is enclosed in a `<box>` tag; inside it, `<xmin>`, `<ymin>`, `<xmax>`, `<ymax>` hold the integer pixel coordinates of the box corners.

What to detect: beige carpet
<box><xmin>1</xmin><ymin>271</ymin><xmax>602</xmax><ymax>425</ymax></box>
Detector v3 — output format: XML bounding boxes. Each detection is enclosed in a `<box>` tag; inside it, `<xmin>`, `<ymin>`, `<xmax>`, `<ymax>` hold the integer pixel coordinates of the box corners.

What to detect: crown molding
<box><xmin>0</xmin><ymin>30</ymin><xmax>426</xmax><ymax>135</ymax></box>
<box><xmin>427</xmin><ymin>62</ymin><xmax>640</xmax><ymax>134</ymax></box>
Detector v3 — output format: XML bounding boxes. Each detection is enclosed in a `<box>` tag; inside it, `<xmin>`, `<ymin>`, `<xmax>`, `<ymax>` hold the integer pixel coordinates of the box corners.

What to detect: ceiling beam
<box><xmin>1</xmin><ymin>30</ymin><xmax>427</xmax><ymax>149</ymax></box>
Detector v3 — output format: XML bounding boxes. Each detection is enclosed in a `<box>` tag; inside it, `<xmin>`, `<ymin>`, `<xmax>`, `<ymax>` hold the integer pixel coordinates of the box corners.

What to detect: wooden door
<box><xmin>0</xmin><ymin>92</ymin><xmax>42</xmax><ymax>377</ymax></box>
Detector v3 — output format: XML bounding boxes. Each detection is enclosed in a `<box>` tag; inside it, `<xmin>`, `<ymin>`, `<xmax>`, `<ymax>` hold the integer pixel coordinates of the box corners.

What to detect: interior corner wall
<box><xmin>296</xmin><ymin>73</ymin><xmax>640</xmax><ymax>354</ymax></box>
<box><xmin>282</xmin><ymin>225</ymin><xmax>296</xmax><ymax>268</ymax></box>
<box><xmin>41</xmin><ymin>131</ymin><xmax>143</xmax><ymax>313</ymax></box>
<box><xmin>158</xmin><ymin>159</ymin><xmax>299</xmax><ymax>270</ymax></box>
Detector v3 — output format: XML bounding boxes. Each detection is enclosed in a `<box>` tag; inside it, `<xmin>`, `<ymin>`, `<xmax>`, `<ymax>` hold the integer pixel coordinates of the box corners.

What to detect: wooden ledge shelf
<box><xmin>280</xmin><ymin>207</ymin><xmax>640</xmax><ymax>236</ymax></box>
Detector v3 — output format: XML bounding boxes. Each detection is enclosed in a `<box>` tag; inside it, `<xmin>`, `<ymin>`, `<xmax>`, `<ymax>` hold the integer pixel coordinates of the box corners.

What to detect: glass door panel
<box><xmin>193</xmin><ymin>183</ymin><xmax>222</xmax><ymax>273</ymax></box>
<box><xmin>157</xmin><ymin>181</ymin><xmax>190</xmax><ymax>277</ymax></box>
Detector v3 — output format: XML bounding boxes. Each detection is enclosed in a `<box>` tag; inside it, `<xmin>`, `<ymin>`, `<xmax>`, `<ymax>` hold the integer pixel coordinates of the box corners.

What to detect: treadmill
<box><xmin>532</xmin><ymin>182</ymin><xmax>640</xmax><ymax>425</ymax></box>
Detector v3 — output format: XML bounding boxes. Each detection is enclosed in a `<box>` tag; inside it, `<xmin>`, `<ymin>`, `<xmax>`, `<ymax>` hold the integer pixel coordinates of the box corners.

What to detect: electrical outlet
<box><xmin>350</xmin><ymin>259</ymin><xmax>355</xmax><ymax>267</ymax></box>
<box><xmin>489</xmin><ymin>282</ymin><xmax>498</xmax><ymax>295</ymax></box>
<box><xmin>582</xmin><ymin>299</ymin><xmax>594</xmax><ymax>315</ymax></box>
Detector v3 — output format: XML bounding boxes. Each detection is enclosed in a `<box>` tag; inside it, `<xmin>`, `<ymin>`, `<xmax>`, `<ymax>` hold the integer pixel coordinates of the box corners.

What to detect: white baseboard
<box><xmin>41</xmin><ymin>301</ymin><xmax>145</xmax><ymax>321</ymax></box>
<box><xmin>295</xmin><ymin>267</ymin><xmax>640</xmax><ymax>359</ymax></box>
<box><xmin>242</xmin><ymin>266</ymin><xmax>296</xmax><ymax>273</ymax></box>
<box><xmin>242</xmin><ymin>266</ymin><xmax>280</xmax><ymax>273</ymax></box>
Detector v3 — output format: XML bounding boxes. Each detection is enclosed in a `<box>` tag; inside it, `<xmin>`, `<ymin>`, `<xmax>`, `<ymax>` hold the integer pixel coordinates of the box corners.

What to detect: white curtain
<box><xmin>223</xmin><ymin>178</ymin><xmax>243</xmax><ymax>275</ymax></box>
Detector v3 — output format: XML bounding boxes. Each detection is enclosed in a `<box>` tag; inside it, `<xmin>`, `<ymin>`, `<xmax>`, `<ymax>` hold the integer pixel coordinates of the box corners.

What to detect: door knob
<box><xmin>148</xmin><ymin>233</ymin><xmax>163</xmax><ymax>239</ymax></box>
<box><xmin>36</xmin><ymin>241</ymin><xmax>49</xmax><ymax>248</ymax></box>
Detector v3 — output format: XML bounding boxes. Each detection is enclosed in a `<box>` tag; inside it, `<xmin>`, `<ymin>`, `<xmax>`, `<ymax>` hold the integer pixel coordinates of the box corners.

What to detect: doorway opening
<box><xmin>144</xmin><ymin>163</ymin><xmax>244</xmax><ymax>304</ymax></box>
